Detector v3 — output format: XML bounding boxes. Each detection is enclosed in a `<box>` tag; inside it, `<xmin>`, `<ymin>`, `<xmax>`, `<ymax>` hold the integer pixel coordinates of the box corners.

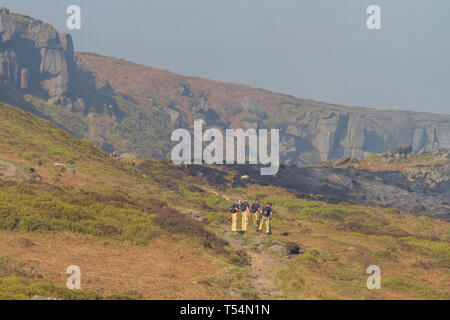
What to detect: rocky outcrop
<box><xmin>402</xmin><ymin>164</ymin><xmax>449</xmax><ymax>193</ymax></box>
<box><xmin>280</xmin><ymin>110</ymin><xmax>450</xmax><ymax>164</ymax></box>
<box><xmin>0</xmin><ymin>7</ymin><xmax>74</xmax><ymax>99</ymax></box>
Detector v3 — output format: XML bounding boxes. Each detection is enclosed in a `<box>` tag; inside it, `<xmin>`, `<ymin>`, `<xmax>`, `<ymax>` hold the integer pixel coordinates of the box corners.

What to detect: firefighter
<box><xmin>258</xmin><ymin>203</ymin><xmax>273</xmax><ymax>234</ymax></box>
<box><xmin>251</xmin><ymin>199</ymin><xmax>262</xmax><ymax>230</ymax></box>
<box><xmin>240</xmin><ymin>198</ymin><xmax>250</xmax><ymax>232</ymax></box>
<box><xmin>229</xmin><ymin>200</ymin><xmax>241</xmax><ymax>232</ymax></box>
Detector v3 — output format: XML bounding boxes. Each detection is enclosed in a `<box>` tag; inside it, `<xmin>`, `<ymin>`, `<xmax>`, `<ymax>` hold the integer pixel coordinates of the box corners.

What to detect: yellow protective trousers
<box><xmin>241</xmin><ymin>211</ymin><xmax>249</xmax><ymax>231</ymax></box>
<box><xmin>231</xmin><ymin>212</ymin><xmax>238</xmax><ymax>232</ymax></box>
<box><xmin>259</xmin><ymin>216</ymin><xmax>271</xmax><ymax>234</ymax></box>
<box><xmin>253</xmin><ymin>212</ymin><xmax>260</xmax><ymax>229</ymax></box>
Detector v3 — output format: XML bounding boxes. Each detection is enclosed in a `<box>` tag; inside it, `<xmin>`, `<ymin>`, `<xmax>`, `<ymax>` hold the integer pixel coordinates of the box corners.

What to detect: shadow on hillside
<box><xmin>70</xmin><ymin>64</ymin><xmax>128</xmax><ymax>121</ymax></box>
<box><xmin>0</xmin><ymin>83</ymin><xmax>52</xmax><ymax>121</ymax></box>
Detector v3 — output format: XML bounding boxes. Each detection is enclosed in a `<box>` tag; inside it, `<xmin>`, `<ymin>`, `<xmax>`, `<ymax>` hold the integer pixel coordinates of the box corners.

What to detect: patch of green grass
<box><xmin>400</xmin><ymin>237</ymin><xmax>450</xmax><ymax>268</ymax></box>
<box><xmin>207</xmin><ymin>212</ymin><xmax>228</xmax><ymax>225</ymax></box>
<box><xmin>0</xmin><ymin>276</ymin><xmax>103</xmax><ymax>300</ymax></box>
<box><xmin>0</xmin><ymin>274</ymin><xmax>142</xmax><ymax>300</ymax></box>
<box><xmin>296</xmin><ymin>251</ymin><xmax>320</xmax><ymax>265</ymax></box>
<box><xmin>372</xmin><ymin>249</ymin><xmax>397</xmax><ymax>260</ymax></box>
<box><xmin>0</xmin><ymin>256</ymin><xmax>41</xmax><ymax>279</ymax></box>
<box><xmin>179</xmin><ymin>186</ymin><xmax>228</xmax><ymax>212</ymax></box>
<box><xmin>382</xmin><ymin>276</ymin><xmax>447</xmax><ymax>299</ymax></box>
<box><xmin>0</xmin><ymin>181</ymin><xmax>159</xmax><ymax>244</ymax></box>
<box><xmin>276</xmin><ymin>259</ymin><xmax>338</xmax><ymax>299</ymax></box>
<box><xmin>276</xmin><ymin>263</ymin><xmax>309</xmax><ymax>298</ymax></box>
<box><xmin>332</xmin><ymin>261</ymin><xmax>360</xmax><ymax>281</ymax></box>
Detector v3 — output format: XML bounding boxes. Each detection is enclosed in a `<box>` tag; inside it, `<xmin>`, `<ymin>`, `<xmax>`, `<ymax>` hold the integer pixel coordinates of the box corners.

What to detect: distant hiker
<box><xmin>131</xmin><ymin>160</ymin><xmax>136</xmax><ymax>166</ymax></box>
<box><xmin>259</xmin><ymin>203</ymin><xmax>273</xmax><ymax>234</ymax></box>
<box><xmin>251</xmin><ymin>199</ymin><xmax>262</xmax><ymax>230</ymax></box>
<box><xmin>240</xmin><ymin>198</ymin><xmax>250</xmax><ymax>232</ymax></box>
<box><xmin>229</xmin><ymin>200</ymin><xmax>241</xmax><ymax>232</ymax></box>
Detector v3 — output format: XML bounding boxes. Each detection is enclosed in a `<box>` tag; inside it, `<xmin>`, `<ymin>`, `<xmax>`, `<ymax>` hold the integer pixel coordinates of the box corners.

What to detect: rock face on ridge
<box><xmin>277</xmin><ymin>110</ymin><xmax>450</xmax><ymax>163</ymax></box>
<box><xmin>0</xmin><ymin>7</ymin><xmax>74</xmax><ymax>99</ymax></box>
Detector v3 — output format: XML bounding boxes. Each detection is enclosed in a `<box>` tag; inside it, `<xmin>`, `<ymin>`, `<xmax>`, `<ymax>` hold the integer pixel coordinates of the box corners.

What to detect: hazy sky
<box><xmin>3</xmin><ymin>0</ymin><xmax>449</xmax><ymax>114</ymax></box>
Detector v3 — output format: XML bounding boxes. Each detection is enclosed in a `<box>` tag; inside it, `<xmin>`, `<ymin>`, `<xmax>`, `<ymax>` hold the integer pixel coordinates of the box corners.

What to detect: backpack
<box><xmin>240</xmin><ymin>201</ymin><xmax>249</xmax><ymax>211</ymax></box>
<box><xmin>229</xmin><ymin>204</ymin><xmax>237</xmax><ymax>213</ymax></box>
<box><xmin>262</xmin><ymin>207</ymin><xmax>272</xmax><ymax>217</ymax></box>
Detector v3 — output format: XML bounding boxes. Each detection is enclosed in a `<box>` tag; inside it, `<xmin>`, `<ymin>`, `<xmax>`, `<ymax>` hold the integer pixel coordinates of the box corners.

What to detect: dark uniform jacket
<box><xmin>230</xmin><ymin>203</ymin><xmax>240</xmax><ymax>213</ymax></box>
<box><xmin>240</xmin><ymin>201</ymin><xmax>250</xmax><ymax>211</ymax></box>
<box><xmin>262</xmin><ymin>206</ymin><xmax>272</xmax><ymax>217</ymax></box>
<box><xmin>251</xmin><ymin>203</ymin><xmax>261</xmax><ymax>213</ymax></box>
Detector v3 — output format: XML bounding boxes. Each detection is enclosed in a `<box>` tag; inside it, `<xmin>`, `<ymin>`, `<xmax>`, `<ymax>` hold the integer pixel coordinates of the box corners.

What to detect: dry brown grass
<box><xmin>0</xmin><ymin>231</ymin><xmax>233</xmax><ymax>299</ymax></box>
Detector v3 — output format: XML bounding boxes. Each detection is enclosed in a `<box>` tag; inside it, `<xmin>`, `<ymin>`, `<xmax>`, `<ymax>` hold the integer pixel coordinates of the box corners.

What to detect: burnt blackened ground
<box><xmin>183</xmin><ymin>164</ymin><xmax>450</xmax><ymax>220</ymax></box>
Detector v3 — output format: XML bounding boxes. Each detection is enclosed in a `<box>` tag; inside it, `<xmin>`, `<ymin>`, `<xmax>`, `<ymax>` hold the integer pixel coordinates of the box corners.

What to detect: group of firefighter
<box><xmin>229</xmin><ymin>199</ymin><xmax>273</xmax><ymax>234</ymax></box>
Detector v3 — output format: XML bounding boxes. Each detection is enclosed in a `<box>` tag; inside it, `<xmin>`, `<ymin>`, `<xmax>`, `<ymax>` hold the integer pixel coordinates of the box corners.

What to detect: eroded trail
<box><xmin>176</xmin><ymin>202</ymin><xmax>288</xmax><ymax>299</ymax></box>
<box><xmin>221</xmin><ymin>227</ymin><xmax>286</xmax><ymax>300</ymax></box>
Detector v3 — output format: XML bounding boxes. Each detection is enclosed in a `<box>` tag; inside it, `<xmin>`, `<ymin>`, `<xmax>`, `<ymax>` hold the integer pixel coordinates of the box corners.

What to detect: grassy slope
<box><xmin>0</xmin><ymin>102</ymin><xmax>449</xmax><ymax>300</ymax></box>
<box><xmin>0</xmin><ymin>103</ymin><xmax>239</xmax><ymax>299</ymax></box>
